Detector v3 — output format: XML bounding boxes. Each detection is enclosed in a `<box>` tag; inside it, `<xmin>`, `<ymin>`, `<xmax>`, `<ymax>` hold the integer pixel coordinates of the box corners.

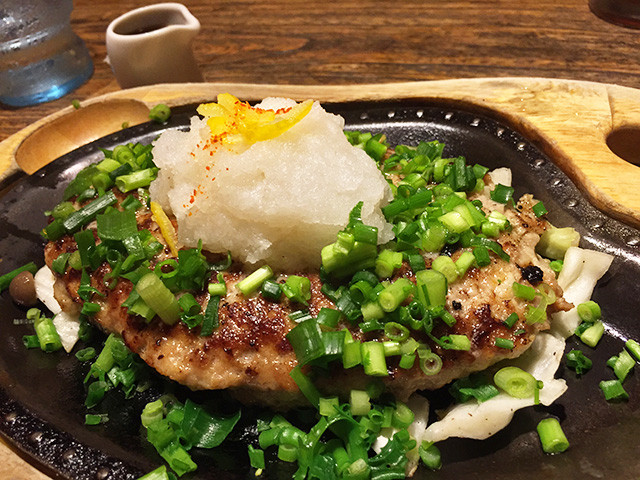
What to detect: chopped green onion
<box><xmin>248</xmin><ymin>445</ymin><xmax>265</xmax><ymax>471</ymax></box>
<box><xmin>495</xmin><ymin>337</ymin><xmax>514</xmax><ymax>349</ymax></box>
<box><xmin>503</xmin><ymin>312</ymin><xmax>519</xmax><ymax>328</ymax></box>
<box><xmin>44</xmin><ymin>219</ymin><xmax>66</xmax><ymax>241</ymax></box>
<box><xmin>549</xmin><ymin>260</ymin><xmax>563</xmax><ymax>274</ymax></box>
<box><xmin>282</xmin><ymin>275</ymin><xmax>311</xmax><ymax>305</ymax></box>
<box><xmin>115</xmin><ymin>168</ymin><xmax>158</xmax><ymax>192</ymax></box>
<box><xmin>207</xmin><ymin>281</ymin><xmax>227</xmax><ymax>297</ymax></box>
<box><xmin>536</xmin><ymin>227</ymin><xmax>580</xmax><ymax>260</ymax></box>
<box><xmin>599</xmin><ymin>379</ymin><xmax>629</xmax><ymax>401</ymax></box>
<box><xmin>352</xmin><ymin>223</ymin><xmax>378</xmax><ymax>245</ymax></box>
<box><xmin>533</xmin><ymin>201</ymin><xmax>548</xmax><ymax>217</ymax></box>
<box><xmin>136</xmin><ymin>273</ymin><xmax>180</xmax><ymax>325</ymax></box>
<box><xmin>490</xmin><ymin>184</ymin><xmax>514</xmax><ymax>204</ymax></box>
<box><xmin>318</xmin><ymin>396</ymin><xmax>340</xmax><ymax>416</ymax></box>
<box><xmin>364</xmin><ymin>137</ymin><xmax>388</xmax><ymax>162</ymax></box>
<box><xmin>237</xmin><ymin>266</ymin><xmax>274</xmax><ymax>296</ymax></box>
<box><xmin>349</xmin><ymin>390</ymin><xmax>371</xmax><ymax>416</ymax></box>
<box><xmin>121</xmin><ymin>195</ymin><xmax>143</xmax><ymax>211</ymax></box>
<box><xmin>449</xmin><ymin>374</ymin><xmax>499</xmax><ymax>403</ymax></box>
<box><xmin>579</xmin><ymin>320</ymin><xmax>604</xmax><ymax>347</ymax></box>
<box><xmin>75</xmin><ymin>347</ymin><xmax>97</xmax><ymax>362</ymax></box>
<box><xmin>30</xmin><ymin>309</ymin><xmax>62</xmax><ymax>352</ymax></box>
<box><xmin>141</xmin><ymin>399</ymin><xmax>164</xmax><ymax>428</ymax></box>
<box><xmin>473</xmin><ymin>245</ymin><xmax>491</xmax><ymax>267</ymax></box>
<box><xmin>438</xmin><ymin>334</ymin><xmax>471</xmax><ymax>351</ymax></box>
<box><xmin>149</xmin><ymin>104</ymin><xmax>171</xmax><ymax>123</ymax></box>
<box><xmin>200</xmin><ymin>295</ymin><xmax>220</xmax><ymax>336</ymax></box>
<box><xmin>51</xmin><ymin>252</ymin><xmax>71</xmax><ymax>275</ymax></box>
<box><xmin>391</xmin><ymin>401</ymin><xmax>414</xmax><ymax>429</ymax></box>
<box><xmin>361</xmin><ymin>341</ymin><xmax>388</xmax><ymax>376</ymax></box>
<box><xmin>289</xmin><ymin>366</ymin><xmax>320</xmax><ymax>408</ymax></box>
<box><xmin>85</xmin><ymin>380</ymin><xmax>108</xmax><ymax>408</ymax></box>
<box><xmin>286</xmin><ymin>319</ymin><xmax>324</xmax><ymax>366</ymax></box>
<box><xmin>399</xmin><ymin>353</ymin><xmax>416</xmax><ymax>369</ymax></box>
<box><xmin>626</xmin><ymin>339</ymin><xmax>640</xmax><ymax>362</ymax></box>
<box><xmin>525</xmin><ymin>304</ymin><xmax>547</xmax><ymax>324</ymax></box>
<box><xmin>415</xmin><ymin>269</ymin><xmax>447</xmax><ymax>307</ymax></box>
<box><xmin>260</xmin><ymin>279</ymin><xmax>282</xmax><ymax>302</ymax></box>
<box><xmin>62</xmin><ymin>190</ymin><xmax>118</xmax><ymax>234</ymax></box>
<box><xmin>512</xmin><ymin>282</ymin><xmax>537</xmax><ymax>300</ymax></box>
<box><xmin>81</xmin><ymin>302</ymin><xmax>101</xmax><ymax>316</ymax></box>
<box><xmin>454</xmin><ymin>251</ymin><xmax>475</xmax><ymax>277</ymax></box>
<box><xmin>418</xmin><ymin>350</ymin><xmax>442</xmax><ymax>376</ymax></box>
<box><xmin>431</xmin><ymin>255</ymin><xmax>458</xmax><ymax>283</ymax></box>
<box><xmin>493</xmin><ymin>366</ymin><xmax>537</xmax><ymax>398</ymax></box>
<box><xmin>565</xmin><ymin>349</ymin><xmax>592</xmax><ymax>375</ymax></box>
<box><xmin>438</xmin><ymin>211</ymin><xmax>470</xmax><ymax>233</ymax></box>
<box><xmin>50</xmin><ymin>201</ymin><xmax>77</xmax><ymax>220</ymax></box>
<box><xmin>96</xmin><ymin>209</ymin><xmax>138</xmax><ymax>241</ymax></box>
<box><xmin>343</xmin><ymin>340</ymin><xmax>362</xmax><ymax>369</ymax></box>
<box><xmin>536</xmin><ymin>418</ymin><xmax>569</xmax><ymax>454</ymax></box>
<box><xmin>610</xmin><ymin>349</ymin><xmax>635</xmax><ymax>381</ymax></box>
<box><xmin>419</xmin><ymin>441</ymin><xmax>442</xmax><ymax>470</ymax></box>
<box><xmin>137</xmin><ymin>466</ymin><xmax>171</xmax><ymax>480</ymax></box>
<box><xmin>22</xmin><ymin>335</ymin><xmax>39</xmax><ymax>349</ymax></box>
<box><xmin>375</xmin><ymin>249</ymin><xmax>403</xmax><ymax>278</ymax></box>
<box><xmin>384</xmin><ymin>322</ymin><xmax>409</xmax><ymax>342</ymax></box>
<box><xmin>317</xmin><ymin>307</ymin><xmax>341</xmax><ymax>328</ymax></box>
<box><xmin>377</xmin><ymin>278</ymin><xmax>414</xmax><ymax>312</ymax></box>
<box><xmin>85</xmin><ymin>413</ymin><xmax>109</xmax><ymax>425</ymax></box>
<box><xmin>577</xmin><ymin>301</ymin><xmax>602</xmax><ymax>323</ymax></box>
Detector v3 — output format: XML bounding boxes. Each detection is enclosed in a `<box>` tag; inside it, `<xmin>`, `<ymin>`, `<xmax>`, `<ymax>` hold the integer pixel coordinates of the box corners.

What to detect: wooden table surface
<box><xmin>2</xmin><ymin>0</ymin><xmax>640</xmax><ymax>143</ymax></box>
<box><xmin>1</xmin><ymin>1</ymin><xmax>640</xmax><ymax>478</ymax></box>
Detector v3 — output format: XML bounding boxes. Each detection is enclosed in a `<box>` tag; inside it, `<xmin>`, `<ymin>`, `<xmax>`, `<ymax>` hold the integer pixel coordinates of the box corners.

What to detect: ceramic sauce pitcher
<box><xmin>106</xmin><ymin>3</ymin><xmax>203</xmax><ymax>88</ymax></box>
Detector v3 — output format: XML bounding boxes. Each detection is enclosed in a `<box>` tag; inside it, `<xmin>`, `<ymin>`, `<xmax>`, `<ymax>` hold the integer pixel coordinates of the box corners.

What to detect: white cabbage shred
<box><xmin>406</xmin><ymin>246</ymin><xmax>613</xmax><ymax>447</ymax></box>
<box><xmin>34</xmin><ymin>266</ymin><xmax>80</xmax><ymax>353</ymax></box>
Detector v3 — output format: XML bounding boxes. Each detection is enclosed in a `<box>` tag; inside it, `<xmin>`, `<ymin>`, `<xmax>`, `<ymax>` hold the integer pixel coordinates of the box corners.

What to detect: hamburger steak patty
<box><xmin>44</xmin><ymin>191</ymin><xmax>570</xmax><ymax>407</ymax></box>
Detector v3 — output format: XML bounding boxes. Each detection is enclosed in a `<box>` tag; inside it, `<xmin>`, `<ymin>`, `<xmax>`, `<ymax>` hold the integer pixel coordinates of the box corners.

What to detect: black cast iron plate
<box><xmin>0</xmin><ymin>101</ymin><xmax>639</xmax><ymax>480</ymax></box>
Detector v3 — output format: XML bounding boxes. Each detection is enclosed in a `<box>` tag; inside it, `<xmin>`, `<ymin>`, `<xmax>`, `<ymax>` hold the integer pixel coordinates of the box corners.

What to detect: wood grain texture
<box><xmin>1</xmin><ymin>1</ymin><xmax>640</xmax><ymax>477</ymax></box>
<box><xmin>2</xmin><ymin>0</ymin><xmax>640</xmax><ymax>143</ymax></box>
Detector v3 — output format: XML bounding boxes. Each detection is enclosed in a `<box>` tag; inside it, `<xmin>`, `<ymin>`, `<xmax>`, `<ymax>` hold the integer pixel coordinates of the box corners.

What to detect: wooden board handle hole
<box><xmin>606</xmin><ymin>126</ymin><xmax>640</xmax><ymax>167</ymax></box>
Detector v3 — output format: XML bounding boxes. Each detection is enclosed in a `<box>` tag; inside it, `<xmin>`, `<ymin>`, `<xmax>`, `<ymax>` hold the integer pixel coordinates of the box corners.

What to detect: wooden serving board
<box><xmin>1</xmin><ymin>78</ymin><xmax>639</xmax><ymax>229</ymax></box>
<box><xmin>0</xmin><ymin>78</ymin><xmax>639</xmax><ymax>480</ymax></box>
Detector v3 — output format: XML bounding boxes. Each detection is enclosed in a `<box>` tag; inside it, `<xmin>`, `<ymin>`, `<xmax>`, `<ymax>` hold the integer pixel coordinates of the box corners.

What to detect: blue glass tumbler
<box><xmin>0</xmin><ymin>0</ymin><xmax>93</xmax><ymax>107</ymax></box>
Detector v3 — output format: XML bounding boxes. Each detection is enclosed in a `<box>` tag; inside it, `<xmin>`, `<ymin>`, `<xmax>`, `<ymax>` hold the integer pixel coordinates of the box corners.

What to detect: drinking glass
<box><xmin>0</xmin><ymin>0</ymin><xmax>93</xmax><ymax>107</ymax></box>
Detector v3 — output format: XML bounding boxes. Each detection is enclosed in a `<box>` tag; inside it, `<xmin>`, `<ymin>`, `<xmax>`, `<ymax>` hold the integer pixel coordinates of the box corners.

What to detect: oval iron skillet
<box><xmin>0</xmin><ymin>101</ymin><xmax>638</xmax><ymax>480</ymax></box>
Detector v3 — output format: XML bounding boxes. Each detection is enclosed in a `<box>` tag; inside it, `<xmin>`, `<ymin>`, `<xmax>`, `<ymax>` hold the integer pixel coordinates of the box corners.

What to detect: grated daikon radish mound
<box><xmin>150</xmin><ymin>98</ymin><xmax>394</xmax><ymax>271</ymax></box>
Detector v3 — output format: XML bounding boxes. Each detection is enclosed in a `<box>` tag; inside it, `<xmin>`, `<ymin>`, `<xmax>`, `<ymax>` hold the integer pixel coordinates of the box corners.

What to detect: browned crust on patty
<box><xmin>44</xmin><ymin>189</ymin><xmax>570</xmax><ymax>407</ymax></box>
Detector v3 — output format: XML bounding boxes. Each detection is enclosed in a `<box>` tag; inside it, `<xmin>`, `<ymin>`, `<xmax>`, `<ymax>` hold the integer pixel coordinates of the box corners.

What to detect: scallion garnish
<box><xmin>577</xmin><ymin>300</ymin><xmax>602</xmax><ymax>323</ymax></box>
<box><xmin>495</xmin><ymin>337</ymin><xmax>515</xmax><ymax>349</ymax></box>
<box><xmin>609</xmin><ymin>349</ymin><xmax>635</xmax><ymax>381</ymax></box>
<box><xmin>565</xmin><ymin>349</ymin><xmax>592</xmax><ymax>375</ymax></box>
<box><xmin>626</xmin><ymin>339</ymin><xmax>640</xmax><ymax>362</ymax></box>
<box><xmin>536</xmin><ymin>418</ymin><xmax>569</xmax><ymax>454</ymax></box>
<box><xmin>599</xmin><ymin>379</ymin><xmax>629</xmax><ymax>401</ymax></box>
<box><xmin>493</xmin><ymin>366</ymin><xmax>538</xmax><ymax>398</ymax></box>
<box><xmin>579</xmin><ymin>320</ymin><xmax>604</xmax><ymax>347</ymax></box>
<box><xmin>149</xmin><ymin>104</ymin><xmax>171</xmax><ymax>123</ymax></box>
<box><xmin>236</xmin><ymin>265</ymin><xmax>274</xmax><ymax>296</ymax></box>
<box><xmin>136</xmin><ymin>273</ymin><xmax>180</xmax><ymax>325</ymax></box>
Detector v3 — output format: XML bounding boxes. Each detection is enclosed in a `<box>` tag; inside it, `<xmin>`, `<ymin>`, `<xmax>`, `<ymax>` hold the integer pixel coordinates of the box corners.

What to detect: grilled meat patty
<box><xmin>44</xmin><ymin>186</ymin><xmax>570</xmax><ymax>407</ymax></box>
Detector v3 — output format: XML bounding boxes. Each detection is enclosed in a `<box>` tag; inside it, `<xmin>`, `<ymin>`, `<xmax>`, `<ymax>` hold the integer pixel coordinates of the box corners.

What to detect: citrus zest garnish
<box><xmin>196</xmin><ymin>94</ymin><xmax>313</xmax><ymax>147</ymax></box>
<box><xmin>150</xmin><ymin>201</ymin><xmax>179</xmax><ymax>257</ymax></box>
